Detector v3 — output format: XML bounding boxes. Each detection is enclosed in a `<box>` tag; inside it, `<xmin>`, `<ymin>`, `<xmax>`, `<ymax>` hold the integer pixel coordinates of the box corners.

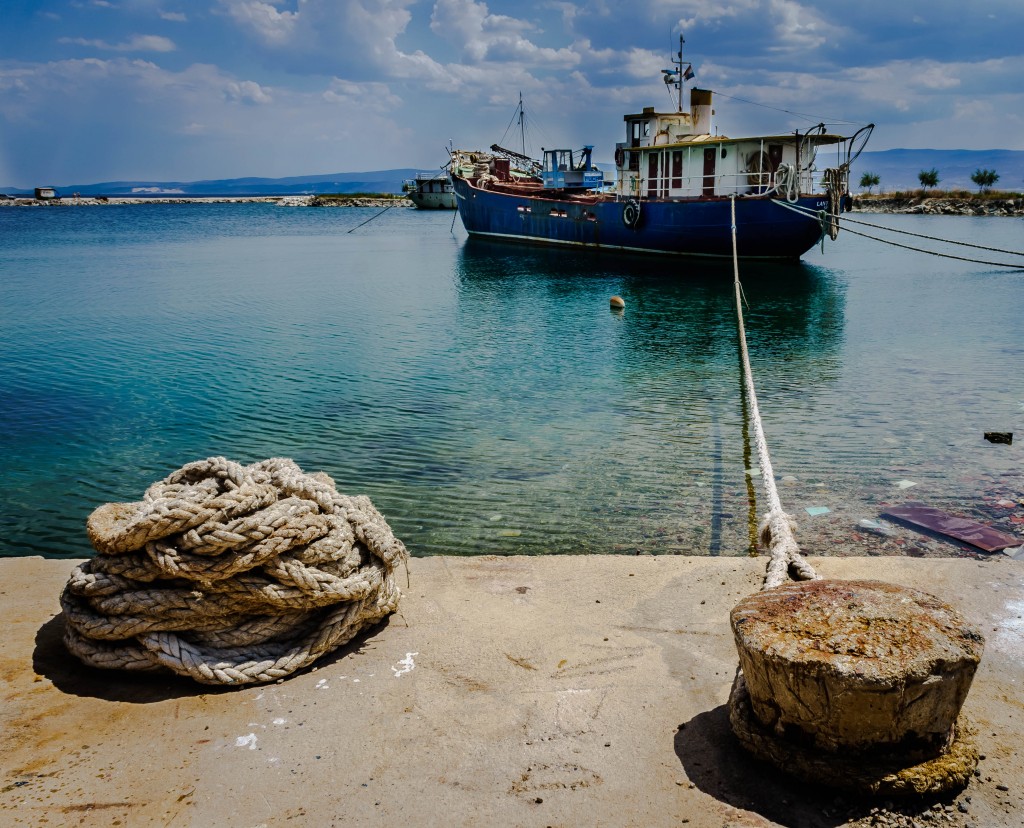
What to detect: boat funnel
<box><xmin>690</xmin><ymin>88</ymin><xmax>713</xmax><ymax>135</ymax></box>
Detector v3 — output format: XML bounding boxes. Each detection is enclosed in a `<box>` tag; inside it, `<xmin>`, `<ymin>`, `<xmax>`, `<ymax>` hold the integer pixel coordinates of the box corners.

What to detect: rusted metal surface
<box><xmin>882</xmin><ymin>503</ymin><xmax>1020</xmax><ymax>552</ymax></box>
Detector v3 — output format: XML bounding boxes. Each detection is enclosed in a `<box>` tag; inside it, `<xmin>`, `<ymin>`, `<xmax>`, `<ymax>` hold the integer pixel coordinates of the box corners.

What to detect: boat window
<box><xmin>671</xmin><ymin>151</ymin><xmax>682</xmax><ymax>189</ymax></box>
<box><xmin>721</xmin><ymin>147</ymin><xmax>727</xmax><ymax>158</ymax></box>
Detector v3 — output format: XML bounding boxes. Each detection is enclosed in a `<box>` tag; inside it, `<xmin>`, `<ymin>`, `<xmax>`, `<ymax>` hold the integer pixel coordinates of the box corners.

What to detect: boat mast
<box><xmin>676</xmin><ymin>35</ymin><xmax>684</xmax><ymax>113</ymax></box>
<box><xmin>518</xmin><ymin>92</ymin><xmax>526</xmax><ymax>157</ymax></box>
<box><xmin>661</xmin><ymin>35</ymin><xmax>692</xmax><ymax>114</ymax></box>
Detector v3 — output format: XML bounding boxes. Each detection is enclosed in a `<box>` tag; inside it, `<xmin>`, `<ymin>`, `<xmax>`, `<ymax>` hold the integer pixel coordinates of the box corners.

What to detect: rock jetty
<box><xmin>0</xmin><ymin>195</ymin><xmax>414</xmax><ymax>208</ymax></box>
<box><xmin>853</xmin><ymin>195</ymin><xmax>1023</xmax><ymax>216</ymax></box>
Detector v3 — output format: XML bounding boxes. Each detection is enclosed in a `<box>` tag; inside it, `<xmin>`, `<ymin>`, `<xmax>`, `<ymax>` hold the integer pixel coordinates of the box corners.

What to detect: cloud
<box><xmin>216</xmin><ymin>0</ymin><xmax>446</xmax><ymax>80</ymax></box>
<box><xmin>430</xmin><ymin>0</ymin><xmax>579</xmax><ymax>67</ymax></box>
<box><xmin>58</xmin><ymin>34</ymin><xmax>177</xmax><ymax>52</ymax></box>
<box><xmin>666</xmin><ymin>0</ymin><xmax>843</xmax><ymax>55</ymax></box>
<box><xmin>219</xmin><ymin>0</ymin><xmax>297</xmax><ymax>44</ymax></box>
<box><xmin>224</xmin><ymin>79</ymin><xmax>272</xmax><ymax>104</ymax></box>
<box><xmin>160</xmin><ymin>11</ymin><xmax>188</xmax><ymax>22</ymax></box>
<box><xmin>322</xmin><ymin>78</ymin><xmax>401</xmax><ymax>112</ymax></box>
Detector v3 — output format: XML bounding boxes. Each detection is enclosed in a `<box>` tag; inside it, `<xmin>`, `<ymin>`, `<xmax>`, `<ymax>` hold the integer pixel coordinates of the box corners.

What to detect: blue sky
<box><xmin>2</xmin><ymin>0</ymin><xmax>1022</xmax><ymax>186</ymax></box>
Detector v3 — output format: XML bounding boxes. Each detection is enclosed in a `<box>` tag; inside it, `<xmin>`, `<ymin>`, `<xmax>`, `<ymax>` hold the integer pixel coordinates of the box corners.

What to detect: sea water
<box><xmin>1</xmin><ymin>204</ymin><xmax>1021</xmax><ymax>559</ymax></box>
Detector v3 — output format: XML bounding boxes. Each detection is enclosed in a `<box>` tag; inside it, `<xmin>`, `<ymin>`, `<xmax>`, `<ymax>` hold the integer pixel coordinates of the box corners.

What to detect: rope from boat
<box><xmin>61</xmin><ymin>457</ymin><xmax>409</xmax><ymax>685</ymax></box>
<box><xmin>347</xmin><ymin>204</ymin><xmax>394</xmax><ymax>233</ymax></box>
<box><xmin>822</xmin><ymin>167</ymin><xmax>846</xmax><ymax>240</ymax></box>
<box><xmin>828</xmin><ymin>210</ymin><xmax>1024</xmax><ymax>257</ymax></box>
<box><xmin>772</xmin><ymin>198</ymin><xmax>1024</xmax><ymax>269</ymax></box>
<box><xmin>774</xmin><ymin>164</ymin><xmax>799</xmax><ymax>203</ymax></box>
<box><xmin>729</xmin><ymin>197</ymin><xmax>820</xmax><ymax>590</ymax></box>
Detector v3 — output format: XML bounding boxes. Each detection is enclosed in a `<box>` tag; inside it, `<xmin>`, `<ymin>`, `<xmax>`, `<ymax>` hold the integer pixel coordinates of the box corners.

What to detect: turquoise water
<box><xmin>1</xmin><ymin>204</ymin><xmax>1021</xmax><ymax>559</ymax></box>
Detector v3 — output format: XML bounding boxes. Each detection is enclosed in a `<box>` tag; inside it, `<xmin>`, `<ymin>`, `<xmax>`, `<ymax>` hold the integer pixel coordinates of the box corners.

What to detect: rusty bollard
<box><xmin>729</xmin><ymin>579</ymin><xmax>984</xmax><ymax>795</ymax></box>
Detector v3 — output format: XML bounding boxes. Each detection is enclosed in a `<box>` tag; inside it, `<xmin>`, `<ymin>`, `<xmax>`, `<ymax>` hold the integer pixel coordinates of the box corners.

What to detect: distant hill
<box><xmin>854</xmin><ymin>149</ymin><xmax>1024</xmax><ymax>193</ymax></box>
<box><xmin>1</xmin><ymin>169</ymin><xmax>434</xmax><ymax>197</ymax></box>
<box><xmin>5</xmin><ymin>150</ymin><xmax>1023</xmax><ymax>197</ymax></box>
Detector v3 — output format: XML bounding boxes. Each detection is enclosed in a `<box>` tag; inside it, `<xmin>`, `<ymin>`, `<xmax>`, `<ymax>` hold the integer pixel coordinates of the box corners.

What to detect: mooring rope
<box><xmin>772</xmin><ymin>198</ymin><xmax>1024</xmax><ymax>269</ymax></box>
<box><xmin>832</xmin><ymin>211</ymin><xmax>1024</xmax><ymax>257</ymax></box>
<box><xmin>347</xmin><ymin>204</ymin><xmax>394</xmax><ymax>233</ymax></box>
<box><xmin>730</xmin><ymin>197</ymin><xmax>820</xmax><ymax>590</ymax></box>
<box><xmin>61</xmin><ymin>457</ymin><xmax>409</xmax><ymax>685</ymax></box>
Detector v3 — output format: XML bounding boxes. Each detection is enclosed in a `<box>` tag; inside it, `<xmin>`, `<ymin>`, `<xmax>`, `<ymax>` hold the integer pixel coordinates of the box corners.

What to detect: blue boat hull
<box><xmin>452</xmin><ymin>177</ymin><xmax>828</xmax><ymax>260</ymax></box>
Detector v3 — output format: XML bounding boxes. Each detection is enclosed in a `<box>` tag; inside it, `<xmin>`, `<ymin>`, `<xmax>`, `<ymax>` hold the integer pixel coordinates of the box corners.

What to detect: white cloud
<box><xmin>671</xmin><ymin>0</ymin><xmax>760</xmax><ymax>30</ymax></box>
<box><xmin>430</xmin><ymin>0</ymin><xmax>579</xmax><ymax>67</ymax></box>
<box><xmin>322</xmin><ymin>78</ymin><xmax>401</xmax><ymax>112</ymax></box>
<box><xmin>160</xmin><ymin>11</ymin><xmax>188</xmax><ymax>22</ymax></box>
<box><xmin>216</xmin><ymin>0</ymin><xmax>448</xmax><ymax>80</ymax></box>
<box><xmin>59</xmin><ymin>34</ymin><xmax>177</xmax><ymax>52</ymax></box>
<box><xmin>224</xmin><ymin>79</ymin><xmax>272</xmax><ymax>104</ymax></box>
<box><xmin>767</xmin><ymin>0</ymin><xmax>838</xmax><ymax>51</ymax></box>
<box><xmin>219</xmin><ymin>0</ymin><xmax>297</xmax><ymax>44</ymax></box>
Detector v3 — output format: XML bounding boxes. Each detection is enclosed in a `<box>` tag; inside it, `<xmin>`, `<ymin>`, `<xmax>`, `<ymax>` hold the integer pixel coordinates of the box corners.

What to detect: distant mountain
<box><xmin>5</xmin><ymin>150</ymin><xmax>1023</xmax><ymax>197</ymax></box>
<box><xmin>853</xmin><ymin>149</ymin><xmax>1024</xmax><ymax>193</ymax></box>
<box><xmin>1</xmin><ymin>169</ymin><xmax>435</xmax><ymax>197</ymax></box>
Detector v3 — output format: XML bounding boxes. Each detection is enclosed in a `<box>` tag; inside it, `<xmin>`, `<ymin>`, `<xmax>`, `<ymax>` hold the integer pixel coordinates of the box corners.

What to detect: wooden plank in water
<box><xmin>882</xmin><ymin>503</ymin><xmax>1021</xmax><ymax>553</ymax></box>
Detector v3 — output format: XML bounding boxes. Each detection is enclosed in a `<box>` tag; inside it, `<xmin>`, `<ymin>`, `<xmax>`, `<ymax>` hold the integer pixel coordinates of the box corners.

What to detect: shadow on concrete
<box><xmin>34</xmin><ymin>613</ymin><xmax>391</xmax><ymax>703</ymax></box>
<box><xmin>674</xmin><ymin>704</ymin><xmax>921</xmax><ymax>828</ymax></box>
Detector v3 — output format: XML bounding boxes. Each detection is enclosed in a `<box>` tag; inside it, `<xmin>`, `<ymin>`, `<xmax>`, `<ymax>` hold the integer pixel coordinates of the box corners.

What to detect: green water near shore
<box><xmin>1</xmin><ymin>205</ymin><xmax>1021</xmax><ymax>558</ymax></box>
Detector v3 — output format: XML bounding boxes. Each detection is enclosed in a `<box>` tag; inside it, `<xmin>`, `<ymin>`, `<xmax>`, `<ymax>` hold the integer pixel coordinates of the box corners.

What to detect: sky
<box><xmin>1</xmin><ymin>0</ymin><xmax>1023</xmax><ymax>187</ymax></box>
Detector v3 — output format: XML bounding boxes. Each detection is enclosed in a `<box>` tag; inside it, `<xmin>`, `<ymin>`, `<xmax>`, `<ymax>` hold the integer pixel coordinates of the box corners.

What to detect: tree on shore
<box><xmin>918</xmin><ymin>168</ymin><xmax>940</xmax><ymax>190</ymax></box>
<box><xmin>970</xmin><ymin>168</ymin><xmax>999</xmax><ymax>193</ymax></box>
<box><xmin>859</xmin><ymin>172</ymin><xmax>880</xmax><ymax>193</ymax></box>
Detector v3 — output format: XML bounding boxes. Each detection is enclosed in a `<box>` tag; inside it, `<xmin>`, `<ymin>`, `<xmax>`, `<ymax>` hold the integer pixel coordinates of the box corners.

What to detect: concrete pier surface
<box><xmin>2</xmin><ymin>555</ymin><xmax>1021</xmax><ymax>827</ymax></box>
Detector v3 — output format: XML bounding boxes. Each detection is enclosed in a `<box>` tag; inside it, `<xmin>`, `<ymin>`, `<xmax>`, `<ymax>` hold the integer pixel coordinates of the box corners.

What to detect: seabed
<box><xmin>1</xmin><ymin>554</ymin><xmax>1021</xmax><ymax>827</ymax></box>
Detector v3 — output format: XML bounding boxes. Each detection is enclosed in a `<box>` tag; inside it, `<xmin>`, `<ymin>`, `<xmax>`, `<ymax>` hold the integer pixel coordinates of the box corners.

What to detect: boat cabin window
<box><xmin>544</xmin><ymin>149</ymin><xmax>574</xmax><ymax>172</ymax></box>
<box><xmin>629</xmin><ymin>120</ymin><xmax>651</xmax><ymax>148</ymax></box>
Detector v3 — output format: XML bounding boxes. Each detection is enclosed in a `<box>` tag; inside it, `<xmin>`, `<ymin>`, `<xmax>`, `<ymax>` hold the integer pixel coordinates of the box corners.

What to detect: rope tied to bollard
<box><xmin>728</xmin><ymin>195</ymin><xmax>820</xmax><ymax>590</ymax></box>
<box><xmin>725</xmin><ymin>198</ymin><xmax>984</xmax><ymax>795</ymax></box>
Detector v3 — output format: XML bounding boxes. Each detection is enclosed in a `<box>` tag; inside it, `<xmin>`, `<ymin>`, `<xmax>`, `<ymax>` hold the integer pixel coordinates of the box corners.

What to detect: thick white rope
<box><xmin>729</xmin><ymin>197</ymin><xmax>820</xmax><ymax>590</ymax></box>
<box><xmin>61</xmin><ymin>457</ymin><xmax>409</xmax><ymax>685</ymax></box>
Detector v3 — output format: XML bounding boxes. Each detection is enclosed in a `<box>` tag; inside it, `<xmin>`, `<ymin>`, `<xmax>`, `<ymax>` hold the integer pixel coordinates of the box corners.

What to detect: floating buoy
<box><xmin>609</xmin><ymin>295</ymin><xmax>625</xmax><ymax>309</ymax></box>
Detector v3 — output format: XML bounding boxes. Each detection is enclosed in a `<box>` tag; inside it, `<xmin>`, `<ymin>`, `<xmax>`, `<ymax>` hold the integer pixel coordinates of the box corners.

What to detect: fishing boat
<box><xmin>402</xmin><ymin>172</ymin><xmax>457</xmax><ymax>209</ymax></box>
<box><xmin>449</xmin><ymin>39</ymin><xmax>872</xmax><ymax>261</ymax></box>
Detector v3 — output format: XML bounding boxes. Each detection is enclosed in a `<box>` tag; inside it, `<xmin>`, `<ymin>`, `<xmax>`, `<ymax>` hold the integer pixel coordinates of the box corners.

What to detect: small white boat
<box><xmin>403</xmin><ymin>173</ymin><xmax>457</xmax><ymax>210</ymax></box>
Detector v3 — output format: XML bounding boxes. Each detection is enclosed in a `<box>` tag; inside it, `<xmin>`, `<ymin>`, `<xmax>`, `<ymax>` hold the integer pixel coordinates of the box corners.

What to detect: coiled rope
<box><xmin>729</xmin><ymin>197</ymin><xmax>820</xmax><ymax>590</ymax></box>
<box><xmin>61</xmin><ymin>457</ymin><xmax>409</xmax><ymax>685</ymax></box>
<box><xmin>772</xmin><ymin>198</ymin><xmax>1024</xmax><ymax>270</ymax></box>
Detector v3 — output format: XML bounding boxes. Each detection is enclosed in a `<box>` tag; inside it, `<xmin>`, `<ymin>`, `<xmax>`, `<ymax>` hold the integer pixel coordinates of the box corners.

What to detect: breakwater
<box><xmin>0</xmin><ymin>195</ymin><xmax>413</xmax><ymax>208</ymax></box>
<box><xmin>853</xmin><ymin>195</ymin><xmax>1023</xmax><ymax>216</ymax></box>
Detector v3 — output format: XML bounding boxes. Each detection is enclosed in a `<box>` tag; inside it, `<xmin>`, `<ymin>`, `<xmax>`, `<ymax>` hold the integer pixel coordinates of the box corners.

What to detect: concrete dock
<box><xmin>2</xmin><ymin>555</ymin><xmax>1022</xmax><ymax>827</ymax></box>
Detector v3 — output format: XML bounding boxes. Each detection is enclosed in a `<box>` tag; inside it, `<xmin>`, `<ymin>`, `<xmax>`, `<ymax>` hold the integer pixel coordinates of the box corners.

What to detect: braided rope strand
<box><xmin>62</xmin><ymin>457</ymin><xmax>409</xmax><ymax>685</ymax></box>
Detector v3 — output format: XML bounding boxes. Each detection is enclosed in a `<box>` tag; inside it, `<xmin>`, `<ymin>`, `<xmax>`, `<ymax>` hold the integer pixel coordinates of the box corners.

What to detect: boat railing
<box><xmin>614</xmin><ymin>165</ymin><xmax>830</xmax><ymax>199</ymax></box>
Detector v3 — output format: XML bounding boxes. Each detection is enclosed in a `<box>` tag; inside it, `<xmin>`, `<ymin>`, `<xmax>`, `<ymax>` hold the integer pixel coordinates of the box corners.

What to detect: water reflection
<box><xmin>439</xmin><ymin>239</ymin><xmax>848</xmax><ymax>557</ymax></box>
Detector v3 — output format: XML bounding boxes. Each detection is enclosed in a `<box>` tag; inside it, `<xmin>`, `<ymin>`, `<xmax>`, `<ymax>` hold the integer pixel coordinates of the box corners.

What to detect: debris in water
<box><xmin>984</xmin><ymin>432</ymin><xmax>1012</xmax><ymax>444</ymax></box>
<box><xmin>894</xmin><ymin>480</ymin><xmax>918</xmax><ymax>490</ymax></box>
<box><xmin>857</xmin><ymin>518</ymin><xmax>895</xmax><ymax>537</ymax></box>
<box><xmin>881</xmin><ymin>503</ymin><xmax>1021</xmax><ymax>553</ymax></box>
<box><xmin>805</xmin><ymin>506</ymin><xmax>830</xmax><ymax>517</ymax></box>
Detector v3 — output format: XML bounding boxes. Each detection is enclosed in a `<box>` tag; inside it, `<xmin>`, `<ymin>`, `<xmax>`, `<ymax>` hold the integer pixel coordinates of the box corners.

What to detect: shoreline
<box><xmin>0</xmin><ymin>195</ymin><xmax>414</xmax><ymax>208</ymax></box>
<box><xmin>852</xmin><ymin>195</ymin><xmax>1023</xmax><ymax>216</ymax></box>
<box><xmin>6</xmin><ymin>193</ymin><xmax>1021</xmax><ymax>216</ymax></box>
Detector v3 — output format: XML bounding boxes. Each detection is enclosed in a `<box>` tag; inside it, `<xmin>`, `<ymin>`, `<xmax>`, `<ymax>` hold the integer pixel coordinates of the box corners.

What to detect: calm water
<box><xmin>1</xmin><ymin>204</ymin><xmax>1021</xmax><ymax>559</ymax></box>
